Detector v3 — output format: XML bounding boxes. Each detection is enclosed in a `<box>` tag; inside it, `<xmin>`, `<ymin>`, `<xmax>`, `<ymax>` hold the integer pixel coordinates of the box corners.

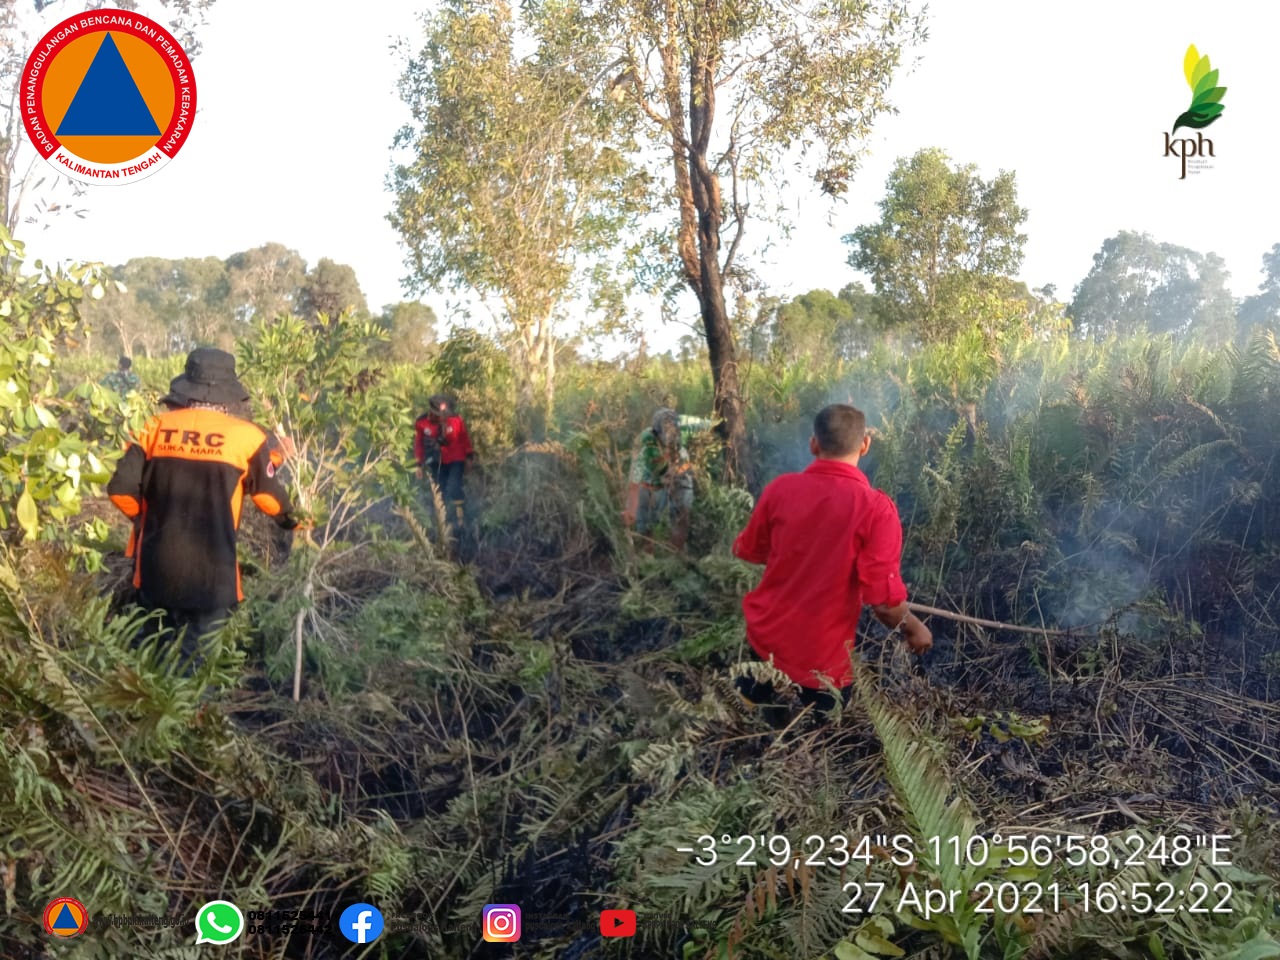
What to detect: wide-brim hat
<box><xmin>162</xmin><ymin>348</ymin><xmax>249</xmax><ymax>405</ymax></box>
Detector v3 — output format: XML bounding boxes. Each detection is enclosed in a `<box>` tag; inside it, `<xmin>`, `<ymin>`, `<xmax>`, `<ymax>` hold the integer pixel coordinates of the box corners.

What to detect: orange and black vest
<box><xmin>107</xmin><ymin>407</ymin><xmax>298</xmax><ymax>611</ymax></box>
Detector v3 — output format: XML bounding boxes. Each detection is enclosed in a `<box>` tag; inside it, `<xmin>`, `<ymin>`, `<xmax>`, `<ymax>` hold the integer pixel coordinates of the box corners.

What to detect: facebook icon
<box><xmin>339</xmin><ymin>903</ymin><xmax>385</xmax><ymax>944</ymax></box>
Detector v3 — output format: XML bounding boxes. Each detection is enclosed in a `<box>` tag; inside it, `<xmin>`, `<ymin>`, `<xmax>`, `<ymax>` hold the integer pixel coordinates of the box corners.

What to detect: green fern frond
<box><xmin>853</xmin><ymin>666</ymin><xmax>986</xmax><ymax>959</ymax></box>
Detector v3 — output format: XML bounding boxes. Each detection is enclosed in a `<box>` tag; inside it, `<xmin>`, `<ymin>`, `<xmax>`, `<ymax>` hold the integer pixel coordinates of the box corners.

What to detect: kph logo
<box><xmin>1164</xmin><ymin>44</ymin><xmax>1226</xmax><ymax>179</ymax></box>
<box><xmin>1163</xmin><ymin>132</ymin><xmax>1214</xmax><ymax>180</ymax></box>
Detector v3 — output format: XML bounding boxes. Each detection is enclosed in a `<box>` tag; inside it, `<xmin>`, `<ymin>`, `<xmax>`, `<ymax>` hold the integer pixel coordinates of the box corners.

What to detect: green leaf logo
<box><xmin>1172</xmin><ymin>44</ymin><xmax>1226</xmax><ymax>133</ymax></box>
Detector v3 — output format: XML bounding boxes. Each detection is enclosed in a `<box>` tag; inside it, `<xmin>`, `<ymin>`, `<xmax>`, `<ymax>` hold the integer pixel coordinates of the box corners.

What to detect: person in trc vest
<box><xmin>414</xmin><ymin>393</ymin><xmax>476</xmax><ymax>533</ymax></box>
<box><xmin>107</xmin><ymin>348</ymin><xmax>302</xmax><ymax>666</ymax></box>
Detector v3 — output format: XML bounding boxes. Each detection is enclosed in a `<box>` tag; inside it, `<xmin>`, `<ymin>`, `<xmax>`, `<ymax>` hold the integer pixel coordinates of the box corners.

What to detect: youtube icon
<box><xmin>600</xmin><ymin>909</ymin><xmax>636</xmax><ymax>937</ymax></box>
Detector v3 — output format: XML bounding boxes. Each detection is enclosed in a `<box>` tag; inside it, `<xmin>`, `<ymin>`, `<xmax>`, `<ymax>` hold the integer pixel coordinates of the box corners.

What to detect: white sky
<box><xmin>21</xmin><ymin>0</ymin><xmax>1280</xmax><ymax>352</ymax></box>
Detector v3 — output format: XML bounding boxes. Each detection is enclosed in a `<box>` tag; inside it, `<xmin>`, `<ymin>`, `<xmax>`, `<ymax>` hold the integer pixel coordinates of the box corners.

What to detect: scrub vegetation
<box><xmin>1</xmin><ymin>215</ymin><xmax>1280</xmax><ymax>960</ymax></box>
<box><xmin>3</xmin><ymin>1</ymin><xmax>1280</xmax><ymax>956</ymax></box>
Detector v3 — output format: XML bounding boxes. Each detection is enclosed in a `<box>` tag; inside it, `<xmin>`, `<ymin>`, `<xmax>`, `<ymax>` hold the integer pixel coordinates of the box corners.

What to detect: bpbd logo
<box><xmin>1163</xmin><ymin>44</ymin><xmax>1226</xmax><ymax>179</ymax></box>
<box><xmin>22</xmin><ymin>8</ymin><xmax>195</xmax><ymax>184</ymax></box>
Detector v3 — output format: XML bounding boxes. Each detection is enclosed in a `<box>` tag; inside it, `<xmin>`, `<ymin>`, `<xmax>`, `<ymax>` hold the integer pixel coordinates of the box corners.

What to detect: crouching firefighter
<box><xmin>414</xmin><ymin>394</ymin><xmax>476</xmax><ymax>533</ymax></box>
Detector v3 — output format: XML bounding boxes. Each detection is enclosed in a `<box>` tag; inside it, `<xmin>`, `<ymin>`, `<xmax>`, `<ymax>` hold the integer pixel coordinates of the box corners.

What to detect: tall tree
<box><xmin>378</xmin><ymin>301</ymin><xmax>436</xmax><ymax>364</ymax></box>
<box><xmin>297</xmin><ymin>257</ymin><xmax>368</xmax><ymax>320</ymax></box>
<box><xmin>594</xmin><ymin>0</ymin><xmax>924</xmax><ymax>479</ymax></box>
<box><xmin>0</xmin><ymin>0</ymin><xmax>216</xmax><ymax>236</ymax></box>
<box><xmin>768</xmin><ymin>286</ymin><xmax>881</xmax><ymax>366</ymax></box>
<box><xmin>224</xmin><ymin>242</ymin><xmax>306</xmax><ymax>326</ymax></box>
<box><xmin>845</xmin><ymin>147</ymin><xmax>1028</xmax><ymax>342</ymax></box>
<box><xmin>1238</xmin><ymin>243</ymin><xmax>1280</xmax><ymax>334</ymax></box>
<box><xmin>391</xmin><ymin>0</ymin><xmax>641</xmax><ymax>440</ymax></box>
<box><xmin>1068</xmin><ymin>231</ymin><xmax>1236</xmax><ymax>343</ymax></box>
<box><xmin>83</xmin><ymin>254</ymin><xmax>231</xmax><ymax>355</ymax></box>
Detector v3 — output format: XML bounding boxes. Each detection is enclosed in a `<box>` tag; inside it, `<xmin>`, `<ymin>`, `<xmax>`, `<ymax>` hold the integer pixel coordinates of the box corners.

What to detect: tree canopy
<box><xmin>845</xmin><ymin>147</ymin><xmax>1028</xmax><ymax>342</ymax></box>
<box><xmin>80</xmin><ymin>244</ymin><xmax>373</xmax><ymax>356</ymax></box>
<box><xmin>1238</xmin><ymin>242</ymin><xmax>1280</xmax><ymax>334</ymax></box>
<box><xmin>533</xmin><ymin>0</ymin><xmax>927</xmax><ymax>478</ymax></box>
<box><xmin>1068</xmin><ymin>230</ymin><xmax>1236</xmax><ymax>343</ymax></box>
<box><xmin>390</xmin><ymin>0</ymin><xmax>642</xmax><ymax>440</ymax></box>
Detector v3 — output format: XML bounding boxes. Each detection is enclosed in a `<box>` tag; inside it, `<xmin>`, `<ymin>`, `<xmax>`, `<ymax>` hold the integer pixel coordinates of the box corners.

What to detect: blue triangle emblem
<box><xmin>56</xmin><ymin>33</ymin><xmax>160</xmax><ymax>136</ymax></box>
<box><xmin>53</xmin><ymin>903</ymin><xmax>79</xmax><ymax>930</ymax></box>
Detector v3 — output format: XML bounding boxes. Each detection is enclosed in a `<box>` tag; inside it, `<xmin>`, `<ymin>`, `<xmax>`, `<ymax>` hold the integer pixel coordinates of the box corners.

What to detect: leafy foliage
<box><xmin>391</xmin><ymin>0</ymin><xmax>643</xmax><ymax>438</ymax></box>
<box><xmin>845</xmin><ymin>148</ymin><xmax>1029</xmax><ymax>342</ymax></box>
<box><xmin>0</xmin><ymin>227</ymin><xmax>123</xmax><ymax>556</ymax></box>
<box><xmin>1068</xmin><ymin>230</ymin><xmax>1236</xmax><ymax>343</ymax></box>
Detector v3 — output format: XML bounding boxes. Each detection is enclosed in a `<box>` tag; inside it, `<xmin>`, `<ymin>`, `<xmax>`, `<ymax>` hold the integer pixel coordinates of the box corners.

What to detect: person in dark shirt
<box><xmin>101</xmin><ymin>355</ymin><xmax>140</xmax><ymax>395</ymax></box>
<box><xmin>732</xmin><ymin>404</ymin><xmax>931</xmax><ymax>726</ymax></box>
<box><xmin>107</xmin><ymin>348</ymin><xmax>301</xmax><ymax>665</ymax></box>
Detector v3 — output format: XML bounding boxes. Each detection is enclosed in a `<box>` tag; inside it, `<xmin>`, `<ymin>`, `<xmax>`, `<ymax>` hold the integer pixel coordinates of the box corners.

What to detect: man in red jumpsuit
<box><xmin>414</xmin><ymin>394</ymin><xmax>476</xmax><ymax>532</ymax></box>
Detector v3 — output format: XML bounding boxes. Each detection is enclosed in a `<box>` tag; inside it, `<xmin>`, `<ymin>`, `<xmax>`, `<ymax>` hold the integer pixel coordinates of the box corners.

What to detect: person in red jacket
<box><xmin>414</xmin><ymin>393</ymin><xmax>475</xmax><ymax>531</ymax></box>
<box><xmin>732</xmin><ymin>403</ymin><xmax>931</xmax><ymax>727</ymax></box>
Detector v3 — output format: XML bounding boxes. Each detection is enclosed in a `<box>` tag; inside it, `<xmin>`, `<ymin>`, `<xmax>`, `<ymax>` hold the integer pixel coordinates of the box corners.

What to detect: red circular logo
<box><xmin>22</xmin><ymin>9</ymin><xmax>196</xmax><ymax>184</ymax></box>
<box><xmin>43</xmin><ymin>897</ymin><xmax>89</xmax><ymax>938</ymax></box>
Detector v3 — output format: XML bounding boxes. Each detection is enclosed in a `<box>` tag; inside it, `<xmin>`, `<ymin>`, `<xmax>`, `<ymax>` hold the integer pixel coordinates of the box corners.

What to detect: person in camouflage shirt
<box><xmin>623</xmin><ymin>408</ymin><xmax>713</xmax><ymax>550</ymax></box>
<box><xmin>101</xmin><ymin>356</ymin><xmax>140</xmax><ymax>395</ymax></box>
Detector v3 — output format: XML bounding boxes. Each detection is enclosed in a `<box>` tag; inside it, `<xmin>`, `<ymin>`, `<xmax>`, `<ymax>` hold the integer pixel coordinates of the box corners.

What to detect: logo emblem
<box><xmin>1172</xmin><ymin>44</ymin><xmax>1226</xmax><ymax>134</ymax></box>
<box><xmin>22</xmin><ymin>9</ymin><xmax>196</xmax><ymax>184</ymax></box>
<box><xmin>42</xmin><ymin>897</ymin><xmax>89</xmax><ymax>938</ymax></box>
<box><xmin>481</xmin><ymin>904</ymin><xmax>521</xmax><ymax>942</ymax></box>
<box><xmin>339</xmin><ymin>903</ymin><xmax>384</xmax><ymax>944</ymax></box>
<box><xmin>194</xmin><ymin>900</ymin><xmax>244</xmax><ymax>945</ymax></box>
<box><xmin>600</xmin><ymin>909</ymin><xmax>637</xmax><ymax>937</ymax></box>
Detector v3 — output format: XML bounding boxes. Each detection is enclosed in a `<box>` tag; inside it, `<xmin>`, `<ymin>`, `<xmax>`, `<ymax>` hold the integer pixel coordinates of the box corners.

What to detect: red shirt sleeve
<box><xmin>857</xmin><ymin>493</ymin><xmax>909</xmax><ymax>607</ymax></box>
<box><xmin>455</xmin><ymin>417</ymin><xmax>474</xmax><ymax>458</ymax></box>
<box><xmin>732</xmin><ymin>485</ymin><xmax>772</xmax><ymax>564</ymax></box>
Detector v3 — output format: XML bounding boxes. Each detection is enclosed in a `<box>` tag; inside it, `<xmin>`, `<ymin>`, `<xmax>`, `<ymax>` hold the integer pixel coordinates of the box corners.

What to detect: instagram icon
<box><xmin>481</xmin><ymin>904</ymin><xmax>521</xmax><ymax>942</ymax></box>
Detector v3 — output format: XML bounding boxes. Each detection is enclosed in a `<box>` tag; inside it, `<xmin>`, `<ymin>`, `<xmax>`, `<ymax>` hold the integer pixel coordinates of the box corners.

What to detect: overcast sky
<box><xmin>21</xmin><ymin>0</ymin><xmax>1280</xmax><ymax>350</ymax></box>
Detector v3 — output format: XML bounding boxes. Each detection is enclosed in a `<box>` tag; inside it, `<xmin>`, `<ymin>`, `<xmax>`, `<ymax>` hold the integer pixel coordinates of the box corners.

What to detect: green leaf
<box><xmin>1190</xmin><ymin>54</ymin><xmax>1211</xmax><ymax>87</ymax></box>
<box><xmin>1193</xmin><ymin>68</ymin><xmax>1219</xmax><ymax>99</ymax></box>
<box><xmin>1190</xmin><ymin>102</ymin><xmax>1224</xmax><ymax>121</ymax></box>
<box><xmin>1220</xmin><ymin>937</ymin><xmax>1280</xmax><ymax>960</ymax></box>
<box><xmin>835</xmin><ymin>942</ymin><xmax>879</xmax><ymax>960</ymax></box>
<box><xmin>1148</xmin><ymin>933</ymin><xmax>1168</xmax><ymax>960</ymax></box>
<box><xmin>863</xmin><ymin>917</ymin><xmax>894</xmax><ymax>938</ymax></box>
<box><xmin>1194</xmin><ymin>85</ymin><xmax>1227</xmax><ymax>106</ymax></box>
<box><xmin>855</xmin><ymin>930</ymin><xmax>905</xmax><ymax>956</ymax></box>
<box><xmin>16</xmin><ymin>488</ymin><xmax>37</xmax><ymax>539</ymax></box>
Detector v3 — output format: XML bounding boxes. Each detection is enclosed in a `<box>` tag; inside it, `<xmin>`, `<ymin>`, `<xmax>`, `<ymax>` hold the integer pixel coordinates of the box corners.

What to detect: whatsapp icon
<box><xmin>195</xmin><ymin>900</ymin><xmax>245</xmax><ymax>945</ymax></box>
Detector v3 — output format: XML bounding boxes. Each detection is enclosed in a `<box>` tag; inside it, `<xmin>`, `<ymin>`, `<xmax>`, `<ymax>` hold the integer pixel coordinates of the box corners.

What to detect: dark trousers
<box><xmin>735</xmin><ymin>675</ymin><xmax>852</xmax><ymax>728</ymax></box>
<box><xmin>430</xmin><ymin>460</ymin><xmax>465</xmax><ymax>503</ymax></box>
<box><xmin>135</xmin><ymin>597</ymin><xmax>231</xmax><ymax>670</ymax></box>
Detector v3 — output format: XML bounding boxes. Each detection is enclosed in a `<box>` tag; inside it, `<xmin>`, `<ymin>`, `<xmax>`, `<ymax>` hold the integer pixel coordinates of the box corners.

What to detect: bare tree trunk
<box><xmin>686</xmin><ymin>11</ymin><xmax>749</xmax><ymax>484</ymax></box>
<box><xmin>514</xmin><ymin>313</ymin><xmax>554</xmax><ymax>442</ymax></box>
<box><xmin>543</xmin><ymin>317</ymin><xmax>555</xmax><ymax>435</ymax></box>
<box><xmin>658</xmin><ymin>0</ymin><xmax>750</xmax><ymax>484</ymax></box>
